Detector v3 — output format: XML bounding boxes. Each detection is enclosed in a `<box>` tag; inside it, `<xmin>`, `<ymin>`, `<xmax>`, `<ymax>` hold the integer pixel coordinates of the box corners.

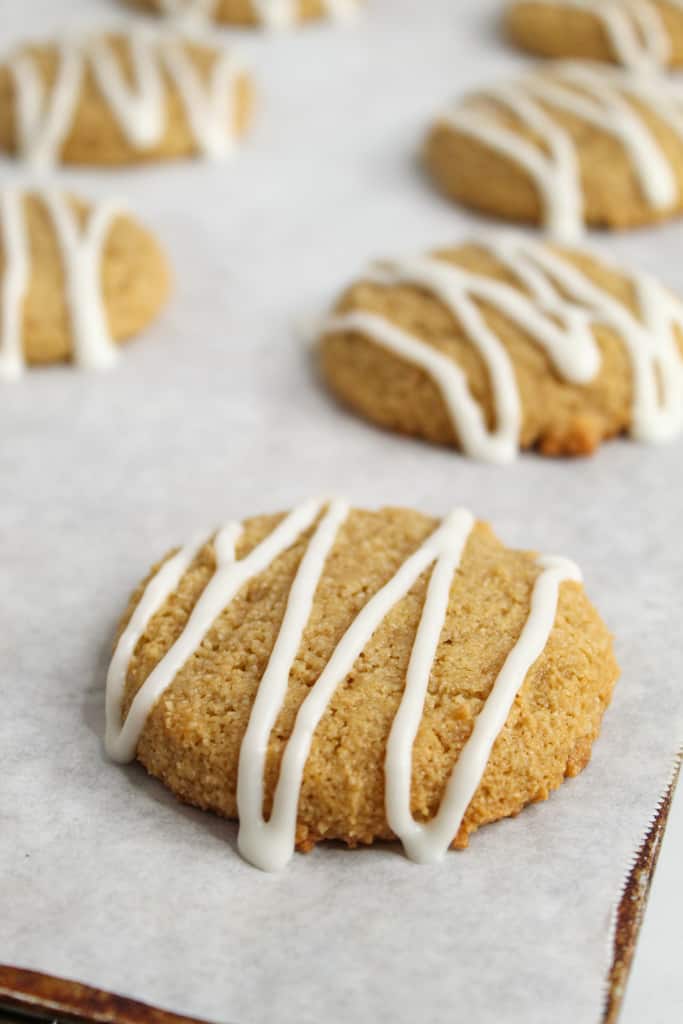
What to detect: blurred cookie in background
<box><xmin>505</xmin><ymin>0</ymin><xmax>683</xmax><ymax>71</ymax></box>
<box><xmin>424</xmin><ymin>62</ymin><xmax>683</xmax><ymax>239</ymax></box>
<box><xmin>0</xmin><ymin>30</ymin><xmax>253</xmax><ymax>167</ymax></box>
<box><xmin>317</xmin><ymin>235</ymin><xmax>683</xmax><ymax>461</ymax></box>
<box><xmin>0</xmin><ymin>189</ymin><xmax>170</xmax><ymax>378</ymax></box>
<box><xmin>127</xmin><ymin>0</ymin><xmax>361</xmax><ymax>30</ymax></box>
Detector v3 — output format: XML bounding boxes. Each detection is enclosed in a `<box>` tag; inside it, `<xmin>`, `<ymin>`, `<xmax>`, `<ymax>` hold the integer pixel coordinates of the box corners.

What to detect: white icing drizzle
<box><xmin>157</xmin><ymin>0</ymin><xmax>358</xmax><ymax>29</ymax></box>
<box><xmin>237</xmin><ymin>498</ymin><xmax>351</xmax><ymax>869</ymax></box>
<box><xmin>251</xmin><ymin>0</ymin><xmax>300</xmax><ymax>27</ymax></box>
<box><xmin>0</xmin><ymin>189</ymin><xmax>121</xmax><ymax>378</ymax></box>
<box><xmin>10</xmin><ymin>43</ymin><xmax>83</xmax><ymax>169</ymax></box>
<box><xmin>8</xmin><ymin>29</ymin><xmax>243</xmax><ymax>167</ymax></box>
<box><xmin>105</xmin><ymin>498</ymin><xmax>583</xmax><ymax>871</ymax></box>
<box><xmin>443</xmin><ymin>61</ymin><xmax>683</xmax><ymax>241</ymax></box>
<box><xmin>105</xmin><ymin>502</ymin><xmax>319</xmax><ymax>762</ymax></box>
<box><xmin>385</xmin><ymin>554</ymin><xmax>581</xmax><ymax>864</ymax></box>
<box><xmin>514</xmin><ymin>0</ymin><xmax>683</xmax><ymax>71</ymax></box>
<box><xmin>0</xmin><ymin>190</ymin><xmax>30</xmax><ymax>381</ymax></box>
<box><xmin>105</xmin><ymin>532</ymin><xmax>209</xmax><ymax>760</ymax></box>
<box><xmin>321</xmin><ymin>235</ymin><xmax>683</xmax><ymax>461</ymax></box>
<box><xmin>157</xmin><ymin>0</ymin><xmax>219</xmax><ymax>22</ymax></box>
<box><xmin>89</xmin><ymin>33</ymin><xmax>165</xmax><ymax>149</ymax></box>
<box><xmin>325</xmin><ymin>309</ymin><xmax>521</xmax><ymax>464</ymax></box>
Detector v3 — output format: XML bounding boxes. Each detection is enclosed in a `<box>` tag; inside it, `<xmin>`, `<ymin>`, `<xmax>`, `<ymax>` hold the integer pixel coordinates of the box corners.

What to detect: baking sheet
<box><xmin>0</xmin><ymin>1</ymin><xmax>682</xmax><ymax>1022</ymax></box>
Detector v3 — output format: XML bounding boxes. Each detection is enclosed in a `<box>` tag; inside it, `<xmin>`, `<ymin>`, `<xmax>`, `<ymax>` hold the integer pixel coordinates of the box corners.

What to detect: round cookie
<box><xmin>0</xmin><ymin>189</ymin><xmax>170</xmax><ymax>378</ymax></box>
<box><xmin>505</xmin><ymin>1</ymin><xmax>683</xmax><ymax>71</ymax></box>
<box><xmin>0</xmin><ymin>30</ymin><xmax>252</xmax><ymax>167</ymax></box>
<box><xmin>105</xmin><ymin>498</ymin><xmax>619</xmax><ymax>870</ymax></box>
<box><xmin>424</xmin><ymin>61</ymin><xmax>683</xmax><ymax>239</ymax></box>
<box><xmin>128</xmin><ymin>0</ymin><xmax>360</xmax><ymax>29</ymax></box>
<box><xmin>317</xmin><ymin>236</ymin><xmax>683</xmax><ymax>462</ymax></box>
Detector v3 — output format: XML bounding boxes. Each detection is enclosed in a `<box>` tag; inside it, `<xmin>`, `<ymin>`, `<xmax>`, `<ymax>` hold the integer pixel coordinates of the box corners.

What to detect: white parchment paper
<box><xmin>1</xmin><ymin>1</ymin><xmax>682</xmax><ymax>1021</ymax></box>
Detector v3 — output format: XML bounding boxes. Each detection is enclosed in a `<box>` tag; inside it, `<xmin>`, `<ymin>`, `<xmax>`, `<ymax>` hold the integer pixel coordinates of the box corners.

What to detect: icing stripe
<box><xmin>321</xmin><ymin>237</ymin><xmax>683</xmax><ymax>461</ymax></box>
<box><xmin>442</xmin><ymin>62</ymin><xmax>683</xmax><ymax>241</ymax></box>
<box><xmin>325</xmin><ymin>309</ymin><xmax>520</xmax><ymax>464</ymax></box>
<box><xmin>106</xmin><ymin>519</ymin><xmax>243</xmax><ymax>764</ymax></box>
<box><xmin>0</xmin><ymin>190</ymin><xmax>30</xmax><ymax>381</ymax></box>
<box><xmin>0</xmin><ymin>190</ymin><xmax>121</xmax><ymax>378</ymax></box>
<box><xmin>105</xmin><ymin>500</ymin><xmax>583</xmax><ymax>871</ymax></box>
<box><xmin>8</xmin><ymin>30</ymin><xmax>244</xmax><ymax>167</ymax></box>
<box><xmin>509</xmin><ymin>241</ymin><xmax>683</xmax><ymax>443</ymax></box>
<box><xmin>161</xmin><ymin>38</ymin><xmax>240</xmax><ymax>159</ymax></box>
<box><xmin>158</xmin><ymin>0</ymin><xmax>219</xmax><ymax>21</ymax></box>
<box><xmin>240</xmin><ymin>508</ymin><xmax>476</xmax><ymax>871</ymax></box>
<box><xmin>237</xmin><ymin>499</ymin><xmax>351</xmax><ymax>868</ymax></box>
<box><xmin>251</xmin><ymin>0</ymin><xmax>299</xmax><ymax>27</ymax></box>
<box><xmin>105</xmin><ymin>532</ymin><xmax>208</xmax><ymax>760</ymax></box>
<box><xmin>449</xmin><ymin>90</ymin><xmax>582</xmax><ymax>242</ymax></box>
<box><xmin>9</xmin><ymin>42</ymin><xmax>83</xmax><ymax>169</ymax></box>
<box><xmin>525</xmin><ymin>67</ymin><xmax>677</xmax><ymax>209</ymax></box>
<box><xmin>90</xmin><ymin>33</ymin><xmax>166</xmax><ymax>149</ymax></box>
<box><xmin>106</xmin><ymin>500</ymin><xmax>322</xmax><ymax>763</ymax></box>
<box><xmin>386</xmin><ymin>553</ymin><xmax>581</xmax><ymax>864</ymax></box>
<box><xmin>41</xmin><ymin>192</ymin><xmax>121</xmax><ymax>371</ymax></box>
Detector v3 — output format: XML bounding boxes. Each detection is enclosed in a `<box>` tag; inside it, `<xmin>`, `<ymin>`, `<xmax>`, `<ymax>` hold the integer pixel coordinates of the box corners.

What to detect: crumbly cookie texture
<box><xmin>318</xmin><ymin>241</ymin><xmax>683</xmax><ymax>459</ymax></box>
<box><xmin>115</xmin><ymin>505</ymin><xmax>618</xmax><ymax>854</ymax></box>
<box><xmin>505</xmin><ymin>1</ymin><xmax>683</xmax><ymax>69</ymax></box>
<box><xmin>129</xmin><ymin>0</ymin><xmax>355</xmax><ymax>26</ymax></box>
<box><xmin>0</xmin><ymin>33</ymin><xmax>252</xmax><ymax>166</ymax></box>
<box><xmin>1</xmin><ymin>192</ymin><xmax>170</xmax><ymax>367</ymax></box>
<box><xmin>424</xmin><ymin>62</ymin><xmax>683</xmax><ymax>234</ymax></box>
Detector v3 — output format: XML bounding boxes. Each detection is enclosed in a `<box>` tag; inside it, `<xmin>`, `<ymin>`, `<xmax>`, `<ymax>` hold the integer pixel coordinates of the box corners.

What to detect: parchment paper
<box><xmin>0</xmin><ymin>1</ymin><xmax>681</xmax><ymax>1022</ymax></box>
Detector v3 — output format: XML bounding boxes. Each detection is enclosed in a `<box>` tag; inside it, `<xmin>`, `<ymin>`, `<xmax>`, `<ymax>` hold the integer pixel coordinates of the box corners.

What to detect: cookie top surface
<box><xmin>0</xmin><ymin>30</ymin><xmax>252</xmax><ymax>167</ymax></box>
<box><xmin>105</xmin><ymin>499</ymin><xmax>619</xmax><ymax>871</ymax></box>
<box><xmin>505</xmin><ymin>0</ymin><xmax>683</xmax><ymax>71</ymax></box>
<box><xmin>0</xmin><ymin>189</ymin><xmax>170</xmax><ymax>378</ymax></box>
<box><xmin>425</xmin><ymin>61</ymin><xmax>683</xmax><ymax>239</ymax></box>
<box><xmin>129</xmin><ymin>0</ymin><xmax>361</xmax><ymax>28</ymax></box>
<box><xmin>318</xmin><ymin>236</ymin><xmax>683</xmax><ymax>462</ymax></box>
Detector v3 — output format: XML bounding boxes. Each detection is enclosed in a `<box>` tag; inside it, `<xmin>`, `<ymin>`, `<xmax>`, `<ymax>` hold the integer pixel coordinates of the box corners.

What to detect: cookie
<box><xmin>0</xmin><ymin>30</ymin><xmax>252</xmax><ymax>167</ymax></box>
<box><xmin>317</xmin><ymin>235</ymin><xmax>683</xmax><ymax>461</ymax></box>
<box><xmin>425</xmin><ymin>62</ymin><xmax>683</xmax><ymax>240</ymax></box>
<box><xmin>505</xmin><ymin>0</ymin><xmax>683</xmax><ymax>71</ymax></box>
<box><xmin>0</xmin><ymin>189</ymin><xmax>170</xmax><ymax>378</ymax></box>
<box><xmin>128</xmin><ymin>0</ymin><xmax>360</xmax><ymax>29</ymax></box>
<box><xmin>105</xmin><ymin>498</ymin><xmax>619</xmax><ymax>870</ymax></box>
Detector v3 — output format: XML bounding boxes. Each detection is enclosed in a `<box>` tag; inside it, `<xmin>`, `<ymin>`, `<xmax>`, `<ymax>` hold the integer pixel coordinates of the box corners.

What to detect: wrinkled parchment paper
<box><xmin>1</xmin><ymin>1</ymin><xmax>681</xmax><ymax>1021</ymax></box>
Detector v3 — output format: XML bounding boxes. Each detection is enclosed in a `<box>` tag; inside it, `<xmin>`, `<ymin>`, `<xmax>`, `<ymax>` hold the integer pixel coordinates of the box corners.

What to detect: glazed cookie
<box><xmin>505</xmin><ymin>0</ymin><xmax>683</xmax><ymax>71</ymax></box>
<box><xmin>105</xmin><ymin>499</ymin><xmax>618</xmax><ymax>870</ymax></box>
<box><xmin>128</xmin><ymin>0</ymin><xmax>360</xmax><ymax>29</ymax></box>
<box><xmin>0</xmin><ymin>30</ymin><xmax>252</xmax><ymax>167</ymax></box>
<box><xmin>425</xmin><ymin>62</ymin><xmax>683</xmax><ymax>240</ymax></box>
<box><xmin>0</xmin><ymin>189</ymin><xmax>170</xmax><ymax>378</ymax></box>
<box><xmin>317</xmin><ymin>235</ymin><xmax>683</xmax><ymax>462</ymax></box>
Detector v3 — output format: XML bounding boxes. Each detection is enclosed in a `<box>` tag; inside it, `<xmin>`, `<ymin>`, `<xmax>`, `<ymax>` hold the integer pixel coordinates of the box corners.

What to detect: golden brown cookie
<box><xmin>0</xmin><ymin>189</ymin><xmax>170</xmax><ymax>377</ymax></box>
<box><xmin>424</xmin><ymin>61</ymin><xmax>683</xmax><ymax>238</ymax></box>
<box><xmin>317</xmin><ymin>236</ymin><xmax>683</xmax><ymax>461</ymax></box>
<box><xmin>128</xmin><ymin>0</ymin><xmax>360</xmax><ymax>28</ymax></box>
<box><xmin>0</xmin><ymin>31</ymin><xmax>252</xmax><ymax>167</ymax></box>
<box><xmin>105</xmin><ymin>499</ymin><xmax>619</xmax><ymax>870</ymax></box>
<box><xmin>505</xmin><ymin>0</ymin><xmax>683</xmax><ymax>70</ymax></box>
